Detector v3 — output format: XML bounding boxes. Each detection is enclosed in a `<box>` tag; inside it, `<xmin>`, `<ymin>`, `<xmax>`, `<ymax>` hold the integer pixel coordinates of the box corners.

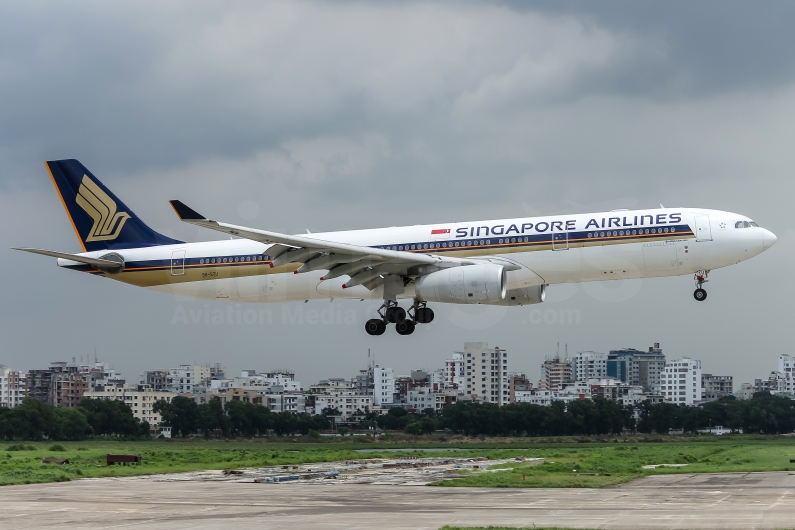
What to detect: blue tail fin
<box><xmin>45</xmin><ymin>159</ymin><xmax>182</xmax><ymax>251</ymax></box>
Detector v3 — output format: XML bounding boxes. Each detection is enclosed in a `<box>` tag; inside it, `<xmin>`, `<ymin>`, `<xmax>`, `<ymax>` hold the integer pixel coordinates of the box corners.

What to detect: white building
<box><xmin>213</xmin><ymin>371</ymin><xmax>302</xmax><ymax>393</ymax></box>
<box><xmin>265</xmin><ymin>392</ymin><xmax>302</xmax><ymax>413</ymax></box>
<box><xmin>373</xmin><ymin>366</ymin><xmax>395</xmax><ymax>406</ymax></box>
<box><xmin>514</xmin><ymin>390</ymin><xmax>552</xmax><ymax>406</ymax></box>
<box><xmin>777</xmin><ymin>355</ymin><xmax>795</xmax><ymax>393</ymax></box>
<box><xmin>0</xmin><ymin>365</ymin><xmax>25</xmax><ymax>408</ymax></box>
<box><xmin>463</xmin><ymin>342</ymin><xmax>509</xmax><ymax>405</ymax></box>
<box><xmin>167</xmin><ymin>364</ymin><xmax>212</xmax><ymax>393</ymax></box>
<box><xmin>573</xmin><ymin>351</ymin><xmax>608</xmax><ymax>382</ymax></box>
<box><xmin>445</xmin><ymin>353</ymin><xmax>466</xmax><ymax>387</ymax></box>
<box><xmin>84</xmin><ymin>384</ymin><xmax>175</xmax><ymax>427</ymax></box>
<box><xmin>313</xmin><ymin>390</ymin><xmax>373</xmax><ymax>422</ymax></box>
<box><xmin>406</xmin><ymin>388</ymin><xmax>435</xmax><ymax>411</ymax></box>
<box><xmin>736</xmin><ymin>382</ymin><xmax>755</xmax><ymax>400</ymax></box>
<box><xmin>660</xmin><ymin>358</ymin><xmax>703</xmax><ymax>406</ymax></box>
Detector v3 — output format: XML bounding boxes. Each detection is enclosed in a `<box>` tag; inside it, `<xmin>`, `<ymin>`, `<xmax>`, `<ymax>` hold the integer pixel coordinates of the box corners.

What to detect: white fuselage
<box><xmin>59</xmin><ymin>207</ymin><xmax>776</xmax><ymax>304</ymax></box>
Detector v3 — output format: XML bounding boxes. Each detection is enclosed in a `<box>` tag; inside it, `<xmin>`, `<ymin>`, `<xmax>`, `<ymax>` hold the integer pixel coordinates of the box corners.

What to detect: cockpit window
<box><xmin>749</xmin><ymin>221</ymin><xmax>759</xmax><ymax>227</ymax></box>
<box><xmin>735</xmin><ymin>221</ymin><xmax>744</xmax><ymax>228</ymax></box>
<box><xmin>735</xmin><ymin>221</ymin><xmax>759</xmax><ymax>228</ymax></box>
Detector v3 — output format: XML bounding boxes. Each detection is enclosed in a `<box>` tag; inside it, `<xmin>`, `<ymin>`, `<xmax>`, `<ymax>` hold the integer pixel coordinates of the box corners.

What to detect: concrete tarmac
<box><xmin>2</xmin><ymin>471</ymin><xmax>795</xmax><ymax>529</ymax></box>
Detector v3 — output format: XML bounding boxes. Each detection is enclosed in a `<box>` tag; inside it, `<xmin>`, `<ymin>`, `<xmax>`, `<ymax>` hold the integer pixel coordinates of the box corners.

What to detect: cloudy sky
<box><xmin>1</xmin><ymin>1</ymin><xmax>792</xmax><ymax>386</ymax></box>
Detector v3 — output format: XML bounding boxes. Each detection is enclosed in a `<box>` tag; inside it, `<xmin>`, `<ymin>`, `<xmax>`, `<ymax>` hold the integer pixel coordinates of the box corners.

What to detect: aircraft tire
<box><xmin>694</xmin><ymin>288</ymin><xmax>707</xmax><ymax>302</ymax></box>
<box><xmin>387</xmin><ymin>307</ymin><xmax>406</xmax><ymax>323</ymax></box>
<box><xmin>395</xmin><ymin>320</ymin><xmax>415</xmax><ymax>335</ymax></box>
<box><xmin>365</xmin><ymin>318</ymin><xmax>384</xmax><ymax>335</ymax></box>
<box><xmin>415</xmin><ymin>307</ymin><xmax>434</xmax><ymax>324</ymax></box>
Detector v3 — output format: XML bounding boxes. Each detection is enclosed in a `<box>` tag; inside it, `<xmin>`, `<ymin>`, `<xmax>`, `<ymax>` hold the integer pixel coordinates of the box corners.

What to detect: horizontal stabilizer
<box><xmin>13</xmin><ymin>248</ymin><xmax>124</xmax><ymax>273</ymax></box>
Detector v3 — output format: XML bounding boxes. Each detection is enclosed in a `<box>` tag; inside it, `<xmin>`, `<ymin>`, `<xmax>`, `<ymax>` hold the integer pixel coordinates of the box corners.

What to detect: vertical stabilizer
<box><xmin>45</xmin><ymin>159</ymin><xmax>182</xmax><ymax>251</ymax></box>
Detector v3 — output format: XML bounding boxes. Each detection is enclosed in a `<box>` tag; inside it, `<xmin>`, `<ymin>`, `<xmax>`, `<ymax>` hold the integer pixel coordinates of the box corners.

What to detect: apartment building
<box><xmin>660</xmin><ymin>358</ymin><xmax>702</xmax><ymax>406</ymax></box>
<box><xmin>0</xmin><ymin>366</ymin><xmax>25</xmax><ymax>408</ymax></box>
<box><xmin>701</xmin><ymin>374</ymin><xmax>734</xmax><ymax>401</ymax></box>
<box><xmin>539</xmin><ymin>356</ymin><xmax>572</xmax><ymax>391</ymax></box>
<box><xmin>445</xmin><ymin>353</ymin><xmax>465</xmax><ymax>388</ymax></box>
<box><xmin>607</xmin><ymin>343</ymin><xmax>665</xmax><ymax>393</ymax></box>
<box><xmin>573</xmin><ymin>351</ymin><xmax>608</xmax><ymax>381</ymax></box>
<box><xmin>373</xmin><ymin>366</ymin><xmax>395</xmax><ymax>406</ymax></box>
<box><xmin>463</xmin><ymin>342</ymin><xmax>509</xmax><ymax>405</ymax></box>
<box><xmin>84</xmin><ymin>383</ymin><xmax>175</xmax><ymax>427</ymax></box>
<box><xmin>313</xmin><ymin>390</ymin><xmax>373</xmax><ymax>422</ymax></box>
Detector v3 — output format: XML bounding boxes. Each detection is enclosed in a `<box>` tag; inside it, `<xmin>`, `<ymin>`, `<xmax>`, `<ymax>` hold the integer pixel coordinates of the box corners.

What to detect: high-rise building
<box><xmin>607</xmin><ymin>343</ymin><xmax>665</xmax><ymax>393</ymax></box>
<box><xmin>777</xmin><ymin>355</ymin><xmax>795</xmax><ymax>393</ymax></box>
<box><xmin>166</xmin><ymin>364</ymin><xmax>214</xmax><ymax>393</ymax></box>
<box><xmin>0</xmin><ymin>366</ymin><xmax>25</xmax><ymax>408</ymax></box>
<box><xmin>701</xmin><ymin>374</ymin><xmax>733</xmax><ymax>402</ymax></box>
<box><xmin>463</xmin><ymin>342</ymin><xmax>508</xmax><ymax>405</ymax></box>
<box><xmin>540</xmin><ymin>356</ymin><xmax>572</xmax><ymax>391</ymax></box>
<box><xmin>373</xmin><ymin>365</ymin><xmax>395</xmax><ymax>406</ymax></box>
<box><xmin>26</xmin><ymin>361</ymin><xmax>121</xmax><ymax>408</ymax></box>
<box><xmin>446</xmin><ymin>353</ymin><xmax>465</xmax><ymax>388</ymax></box>
<box><xmin>660</xmin><ymin>358</ymin><xmax>702</xmax><ymax>406</ymax></box>
<box><xmin>572</xmin><ymin>351</ymin><xmax>607</xmax><ymax>382</ymax></box>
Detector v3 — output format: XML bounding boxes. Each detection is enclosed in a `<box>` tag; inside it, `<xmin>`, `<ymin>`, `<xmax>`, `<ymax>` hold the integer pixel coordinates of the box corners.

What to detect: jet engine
<box><xmin>485</xmin><ymin>284</ymin><xmax>546</xmax><ymax>306</ymax></box>
<box><xmin>415</xmin><ymin>264</ymin><xmax>506</xmax><ymax>304</ymax></box>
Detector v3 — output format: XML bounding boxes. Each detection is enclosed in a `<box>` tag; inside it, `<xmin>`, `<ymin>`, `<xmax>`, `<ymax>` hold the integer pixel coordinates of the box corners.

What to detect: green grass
<box><xmin>0</xmin><ymin>438</ymin><xmax>486</xmax><ymax>486</ymax></box>
<box><xmin>431</xmin><ymin>437</ymin><xmax>795</xmax><ymax>488</ymax></box>
<box><xmin>2</xmin><ymin>435</ymin><xmax>795</xmax><ymax>487</ymax></box>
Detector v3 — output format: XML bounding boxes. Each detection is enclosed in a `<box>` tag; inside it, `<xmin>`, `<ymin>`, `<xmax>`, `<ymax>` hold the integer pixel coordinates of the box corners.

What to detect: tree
<box><xmin>79</xmin><ymin>398</ymin><xmax>146</xmax><ymax>437</ymax></box>
<box><xmin>51</xmin><ymin>407</ymin><xmax>92</xmax><ymax>440</ymax></box>
<box><xmin>154</xmin><ymin>396</ymin><xmax>199</xmax><ymax>436</ymax></box>
<box><xmin>198</xmin><ymin>399</ymin><xmax>229</xmax><ymax>437</ymax></box>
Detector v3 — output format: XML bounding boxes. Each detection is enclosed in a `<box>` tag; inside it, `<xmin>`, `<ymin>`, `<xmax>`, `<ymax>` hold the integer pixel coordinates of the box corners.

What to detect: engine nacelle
<box><xmin>484</xmin><ymin>284</ymin><xmax>546</xmax><ymax>306</ymax></box>
<box><xmin>415</xmin><ymin>264</ymin><xmax>506</xmax><ymax>304</ymax></box>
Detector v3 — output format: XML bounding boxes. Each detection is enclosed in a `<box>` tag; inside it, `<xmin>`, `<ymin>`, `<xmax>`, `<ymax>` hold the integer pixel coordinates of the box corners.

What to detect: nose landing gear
<box><xmin>693</xmin><ymin>270</ymin><xmax>709</xmax><ymax>301</ymax></box>
<box><xmin>364</xmin><ymin>300</ymin><xmax>435</xmax><ymax>335</ymax></box>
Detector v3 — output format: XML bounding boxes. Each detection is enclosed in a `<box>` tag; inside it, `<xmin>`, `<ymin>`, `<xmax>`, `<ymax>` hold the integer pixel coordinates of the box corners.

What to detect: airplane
<box><xmin>16</xmin><ymin>159</ymin><xmax>777</xmax><ymax>336</ymax></box>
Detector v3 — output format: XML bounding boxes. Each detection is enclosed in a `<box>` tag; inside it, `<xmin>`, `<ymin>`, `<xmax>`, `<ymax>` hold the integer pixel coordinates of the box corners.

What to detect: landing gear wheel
<box><xmin>693</xmin><ymin>270</ymin><xmax>709</xmax><ymax>302</ymax></box>
<box><xmin>395</xmin><ymin>320</ymin><xmax>415</xmax><ymax>335</ymax></box>
<box><xmin>386</xmin><ymin>306</ymin><xmax>406</xmax><ymax>323</ymax></box>
<box><xmin>415</xmin><ymin>307</ymin><xmax>435</xmax><ymax>324</ymax></box>
<box><xmin>365</xmin><ymin>319</ymin><xmax>386</xmax><ymax>335</ymax></box>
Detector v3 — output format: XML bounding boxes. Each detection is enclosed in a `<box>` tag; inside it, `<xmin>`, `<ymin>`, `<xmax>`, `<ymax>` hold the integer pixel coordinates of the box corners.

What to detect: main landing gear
<box><xmin>693</xmin><ymin>270</ymin><xmax>709</xmax><ymax>302</ymax></box>
<box><xmin>365</xmin><ymin>300</ymin><xmax>434</xmax><ymax>336</ymax></box>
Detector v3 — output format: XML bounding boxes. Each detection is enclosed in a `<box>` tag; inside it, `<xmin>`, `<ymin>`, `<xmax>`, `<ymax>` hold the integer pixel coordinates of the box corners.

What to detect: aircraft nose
<box><xmin>762</xmin><ymin>229</ymin><xmax>777</xmax><ymax>249</ymax></box>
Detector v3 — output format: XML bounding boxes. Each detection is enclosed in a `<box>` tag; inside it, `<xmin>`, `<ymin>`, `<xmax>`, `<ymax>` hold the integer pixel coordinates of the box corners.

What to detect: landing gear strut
<box><xmin>693</xmin><ymin>270</ymin><xmax>709</xmax><ymax>302</ymax></box>
<box><xmin>363</xmin><ymin>300</ymin><xmax>435</xmax><ymax>336</ymax></box>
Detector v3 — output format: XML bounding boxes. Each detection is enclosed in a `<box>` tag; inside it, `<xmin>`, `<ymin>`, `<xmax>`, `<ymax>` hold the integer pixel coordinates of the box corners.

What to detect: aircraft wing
<box><xmin>169</xmin><ymin>200</ymin><xmax>443</xmax><ymax>289</ymax></box>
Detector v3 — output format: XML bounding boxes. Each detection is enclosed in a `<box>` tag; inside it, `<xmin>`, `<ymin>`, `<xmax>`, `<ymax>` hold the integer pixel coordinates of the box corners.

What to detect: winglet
<box><xmin>169</xmin><ymin>200</ymin><xmax>206</xmax><ymax>221</ymax></box>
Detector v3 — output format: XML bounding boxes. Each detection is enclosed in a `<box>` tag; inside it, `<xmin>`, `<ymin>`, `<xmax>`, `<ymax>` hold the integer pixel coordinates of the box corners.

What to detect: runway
<box><xmin>2</xmin><ymin>471</ymin><xmax>795</xmax><ymax>529</ymax></box>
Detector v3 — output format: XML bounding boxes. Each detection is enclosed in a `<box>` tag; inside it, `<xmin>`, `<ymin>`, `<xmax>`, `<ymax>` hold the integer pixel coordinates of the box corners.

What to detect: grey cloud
<box><xmin>0</xmin><ymin>1</ymin><xmax>793</xmax><ymax>386</ymax></box>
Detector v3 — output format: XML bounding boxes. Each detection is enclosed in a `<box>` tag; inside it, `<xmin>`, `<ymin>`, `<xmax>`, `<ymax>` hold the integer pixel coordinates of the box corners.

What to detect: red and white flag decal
<box><xmin>431</xmin><ymin>228</ymin><xmax>450</xmax><ymax>240</ymax></box>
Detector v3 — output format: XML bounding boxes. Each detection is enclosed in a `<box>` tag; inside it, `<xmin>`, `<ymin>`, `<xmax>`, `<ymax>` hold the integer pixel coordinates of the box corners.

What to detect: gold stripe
<box><xmin>45</xmin><ymin>162</ymin><xmax>86</xmax><ymax>252</ymax></box>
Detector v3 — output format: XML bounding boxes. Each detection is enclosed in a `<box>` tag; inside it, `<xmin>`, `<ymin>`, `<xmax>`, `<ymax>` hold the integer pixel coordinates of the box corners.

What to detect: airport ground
<box><xmin>3</xmin><ymin>436</ymin><xmax>795</xmax><ymax>487</ymax></box>
<box><xmin>2</xmin><ymin>471</ymin><xmax>795</xmax><ymax>529</ymax></box>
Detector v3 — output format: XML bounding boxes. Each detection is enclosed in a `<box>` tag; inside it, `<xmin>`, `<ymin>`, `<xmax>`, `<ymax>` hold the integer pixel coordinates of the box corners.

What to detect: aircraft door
<box><xmin>695</xmin><ymin>215</ymin><xmax>712</xmax><ymax>242</ymax></box>
<box><xmin>552</xmin><ymin>225</ymin><xmax>568</xmax><ymax>250</ymax></box>
<box><xmin>170</xmin><ymin>250</ymin><xmax>185</xmax><ymax>276</ymax></box>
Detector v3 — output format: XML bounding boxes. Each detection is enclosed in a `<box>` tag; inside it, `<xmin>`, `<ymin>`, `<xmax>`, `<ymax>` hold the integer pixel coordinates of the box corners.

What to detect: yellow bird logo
<box><xmin>75</xmin><ymin>175</ymin><xmax>131</xmax><ymax>242</ymax></box>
